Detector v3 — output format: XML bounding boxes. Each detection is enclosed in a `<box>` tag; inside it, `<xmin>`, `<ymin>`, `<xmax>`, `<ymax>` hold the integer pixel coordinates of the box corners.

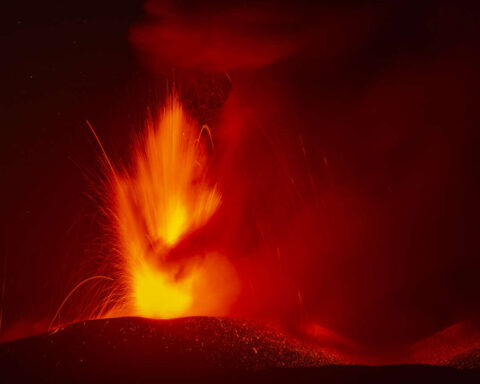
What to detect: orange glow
<box><xmin>133</xmin><ymin>264</ymin><xmax>195</xmax><ymax>318</ymax></box>
<box><xmin>110</xmin><ymin>94</ymin><xmax>238</xmax><ymax>319</ymax></box>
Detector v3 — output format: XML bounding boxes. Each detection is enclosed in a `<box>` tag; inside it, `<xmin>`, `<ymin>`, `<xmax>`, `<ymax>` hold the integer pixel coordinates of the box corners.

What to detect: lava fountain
<box><xmin>104</xmin><ymin>93</ymin><xmax>239</xmax><ymax>320</ymax></box>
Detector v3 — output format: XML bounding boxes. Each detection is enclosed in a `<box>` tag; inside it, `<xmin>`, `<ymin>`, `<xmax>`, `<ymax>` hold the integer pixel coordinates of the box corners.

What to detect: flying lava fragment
<box><xmin>105</xmin><ymin>94</ymin><xmax>239</xmax><ymax>319</ymax></box>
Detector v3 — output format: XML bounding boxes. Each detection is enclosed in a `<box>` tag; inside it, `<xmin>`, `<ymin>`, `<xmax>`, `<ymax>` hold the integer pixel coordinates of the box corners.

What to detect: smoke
<box><xmin>130</xmin><ymin>0</ymin><xmax>375</xmax><ymax>71</ymax></box>
<box><xmin>1</xmin><ymin>0</ymin><xmax>478</xmax><ymax>359</ymax></box>
<box><xmin>129</xmin><ymin>0</ymin><xmax>480</xmax><ymax>353</ymax></box>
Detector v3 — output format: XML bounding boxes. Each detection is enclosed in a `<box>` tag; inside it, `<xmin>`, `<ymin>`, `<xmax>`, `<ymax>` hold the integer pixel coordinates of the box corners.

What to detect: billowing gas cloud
<box><xmin>1</xmin><ymin>0</ymin><xmax>478</xmax><ymax>363</ymax></box>
<box><xmin>130</xmin><ymin>0</ymin><xmax>374</xmax><ymax>71</ymax></box>
<box><xmin>130</xmin><ymin>0</ymin><xmax>480</xmax><ymax>357</ymax></box>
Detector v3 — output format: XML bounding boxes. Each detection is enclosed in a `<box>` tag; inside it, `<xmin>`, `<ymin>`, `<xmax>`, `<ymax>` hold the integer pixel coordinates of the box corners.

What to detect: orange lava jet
<box><xmin>107</xmin><ymin>94</ymin><xmax>239</xmax><ymax>319</ymax></box>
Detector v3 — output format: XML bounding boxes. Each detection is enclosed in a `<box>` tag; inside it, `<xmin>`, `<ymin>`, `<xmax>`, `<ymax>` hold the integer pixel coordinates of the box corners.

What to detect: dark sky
<box><xmin>1</xmin><ymin>0</ymin><xmax>479</xmax><ymax>355</ymax></box>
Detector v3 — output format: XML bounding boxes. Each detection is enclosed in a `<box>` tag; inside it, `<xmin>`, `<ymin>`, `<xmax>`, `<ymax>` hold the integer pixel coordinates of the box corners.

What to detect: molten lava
<box><xmin>109</xmin><ymin>94</ymin><xmax>238</xmax><ymax>319</ymax></box>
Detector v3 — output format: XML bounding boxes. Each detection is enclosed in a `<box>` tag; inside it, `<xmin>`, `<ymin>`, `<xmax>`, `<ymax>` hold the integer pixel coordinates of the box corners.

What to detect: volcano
<box><xmin>1</xmin><ymin>317</ymin><xmax>480</xmax><ymax>383</ymax></box>
<box><xmin>2</xmin><ymin>1</ymin><xmax>480</xmax><ymax>383</ymax></box>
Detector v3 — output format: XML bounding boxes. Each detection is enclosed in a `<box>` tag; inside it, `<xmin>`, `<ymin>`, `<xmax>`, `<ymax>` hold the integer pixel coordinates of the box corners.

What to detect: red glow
<box><xmin>104</xmin><ymin>94</ymin><xmax>239</xmax><ymax>319</ymax></box>
<box><xmin>1</xmin><ymin>0</ymin><xmax>479</xmax><ymax>369</ymax></box>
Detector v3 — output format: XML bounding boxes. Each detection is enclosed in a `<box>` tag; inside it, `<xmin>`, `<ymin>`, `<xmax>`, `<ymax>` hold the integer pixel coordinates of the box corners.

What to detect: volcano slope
<box><xmin>1</xmin><ymin>316</ymin><xmax>479</xmax><ymax>383</ymax></box>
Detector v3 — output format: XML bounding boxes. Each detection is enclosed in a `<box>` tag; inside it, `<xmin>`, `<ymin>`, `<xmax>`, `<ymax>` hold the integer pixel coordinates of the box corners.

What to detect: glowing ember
<box><xmin>108</xmin><ymin>94</ymin><xmax>238</xmax><ymax>319</ymax></box>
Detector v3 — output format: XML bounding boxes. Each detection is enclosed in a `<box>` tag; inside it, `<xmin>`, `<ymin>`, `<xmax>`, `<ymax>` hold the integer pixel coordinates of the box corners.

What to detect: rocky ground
<box><xmin>1</xmin><ymin>316</ymin><xmax>479</xmax><ymax>383</ymax></box>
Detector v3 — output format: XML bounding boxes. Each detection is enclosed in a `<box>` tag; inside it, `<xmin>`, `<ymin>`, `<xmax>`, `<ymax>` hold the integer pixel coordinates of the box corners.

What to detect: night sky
<box><xmin>1</xmin><ymin>0</ymin><xmax>479</xmax><ymax>357</ymax></box>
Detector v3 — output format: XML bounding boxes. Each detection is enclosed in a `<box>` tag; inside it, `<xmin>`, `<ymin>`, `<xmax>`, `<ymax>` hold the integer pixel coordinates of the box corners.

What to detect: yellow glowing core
<box><xmin>111</xmin><ymin>95</ymin><xmax>237</xmax><ymax>320</ymax></box>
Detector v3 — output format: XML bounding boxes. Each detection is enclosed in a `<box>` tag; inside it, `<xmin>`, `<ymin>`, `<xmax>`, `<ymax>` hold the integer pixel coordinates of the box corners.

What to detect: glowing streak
<box><xmin>86</xmin><ymin>120</ymin><xmax>120</xmax><ymax>186</ymax></box>
<box><xmin>198</xmin><ymin>124</ymin><xmax>215</xmax><ymax>150</ymax></box>
<box><xmin>108</xmin><ymin>94</ymin><xmax>238</xmax><ymax>319</ymax></box>
<box><xmin>49</xmin><ymin>275</ymin><xmax>113</xmax><ymax>330</ymax></box>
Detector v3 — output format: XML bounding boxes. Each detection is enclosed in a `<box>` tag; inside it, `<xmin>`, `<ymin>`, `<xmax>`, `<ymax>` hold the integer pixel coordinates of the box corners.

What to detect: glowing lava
<box><xmin>109</xmin><ymin>94</ymin><xmax>238</xmax><ymax>319</ymax></box>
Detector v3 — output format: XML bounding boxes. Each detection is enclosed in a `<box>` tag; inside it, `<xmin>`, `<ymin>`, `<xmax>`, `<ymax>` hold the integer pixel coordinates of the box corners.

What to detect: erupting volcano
<box><xmin>2</xmin><ymin>0</ymin><xmax>480</xmax><ymax>382</ymax></box>
<box><xmin>104</xmin><ymin>94</ymin><xmax>238</xmax><ymax>319</ymax></box>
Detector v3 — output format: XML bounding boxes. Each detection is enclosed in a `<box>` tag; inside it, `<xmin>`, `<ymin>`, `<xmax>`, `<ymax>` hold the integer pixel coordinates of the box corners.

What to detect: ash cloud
<box><xmin>129</xmin><ymin>1</ymin><xmax>480</xmax><ymax>353</ymax></box>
